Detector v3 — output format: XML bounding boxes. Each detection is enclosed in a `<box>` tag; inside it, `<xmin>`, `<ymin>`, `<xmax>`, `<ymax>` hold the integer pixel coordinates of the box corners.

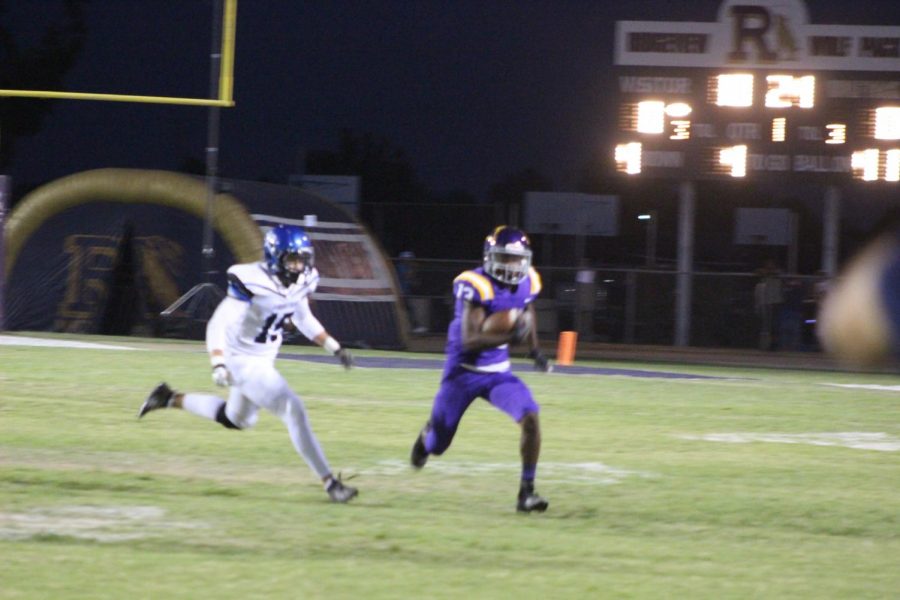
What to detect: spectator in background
<box><xmin>396</xmin><ymin>251</ymin><xmax>417</xmax><ymax>295</ymax></box>
<box><xmin>574</xmin><ymin>259</ymin><xmax>596</xmax><ymax>342</ymax></box>
<box><xmin>805</xmin><ymin>270</ymin><xmax>833</xmax><ymax>351</ymax></box>
<box><xmin>396</xmin><ymin>250</ymin><xmax>426</xmax><ymax>333</ymax></box>
<box><xmin>754</xmin><ymin>261</ymin><xmax>783</xmax><ymax>351</ymax></box>
<box><xmin>778</xmin><ymin>277</ymin><xmax>805</xmax><ymax>351</ymax></box>
<box><xmin>813</xmin><ymin>270</ymin><xmax>832</xmax><ymax>305</ymax></box>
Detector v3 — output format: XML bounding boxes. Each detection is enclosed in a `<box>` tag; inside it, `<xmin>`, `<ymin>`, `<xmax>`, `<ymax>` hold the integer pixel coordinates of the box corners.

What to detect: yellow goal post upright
<box><xmin>0</xmin><ymin>0</ymin><xmax>237</xmax><ymax>107</ymax></box>
<box><xmin>0</xmin><ymin>0</ymin><xmax>238</xmax><ymax>332</ymax></box>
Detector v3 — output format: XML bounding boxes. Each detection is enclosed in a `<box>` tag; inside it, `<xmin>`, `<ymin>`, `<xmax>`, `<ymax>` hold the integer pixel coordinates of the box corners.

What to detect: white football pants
<box><xmin>218</xmin><ymin>355</ymin><xmax>332</xmax><ymax>479</ymax></box>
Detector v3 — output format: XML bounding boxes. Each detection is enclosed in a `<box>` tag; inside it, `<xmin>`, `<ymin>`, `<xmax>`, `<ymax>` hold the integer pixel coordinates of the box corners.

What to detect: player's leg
<box><xmin>138</xmin><ymin>382</ymin><xmax>177</xmax><ymax>418</ymax></box>
<box><xmin>219</xmin><ymin>387</ymin><xmax>259</xmax><ymax>429</ymax></box>
<box><xmin>516</xmin><ymin>411</ymin><xmax>548</xmax><ymax>513</ymax></box>
<box><xmin>237</xmin><ymin>361</ymin><xmax>356</xmax><ymax>502</ymax></box>
<box><xmin>138</xmin><ymin>382</ymin><xmax>230</xmax><ymax>425</ymax></box>
<box><xmin>278</xmin><ymin>388</ymin><xmax>357</xmax><ymax>503</ymax></box>
<box><xmin>486</xmin><ymin>374</ymin><xmax>548</xmax><ymax>513</ymax></box>
<box><xmin>411</xmin><ymin>374</ymin><xmax>478</xmax><ymax>467</ymax></box>
<box><xmin>410</xmin><ymin>422</ymin><xmax>430</xmax><ymax>468</ymax></box>
<box><xmin>138</xmin><ymin>378</ymin><xmax>258</xmax><ymax>431</ymax></box>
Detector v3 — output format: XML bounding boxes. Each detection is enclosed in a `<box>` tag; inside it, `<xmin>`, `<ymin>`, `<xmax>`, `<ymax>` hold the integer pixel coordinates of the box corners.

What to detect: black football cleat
<box><xmin>138</xmin><ymin>382</ymin><xmax>174</xmax><ymax>418</ymax></box>
<box><xmin>410</xmin><ymin>427</ymin><xmax>429</xmax><ymax>469</ymax></box>
<box><xmin>517</xmin><ymin>488</ymin><xmax>549</xmax><ymax>513</ymax></box>
<box><xmin>326</xmin><ymin>475</ymin><xmax>358</xmax><ymax>503</ymax></box>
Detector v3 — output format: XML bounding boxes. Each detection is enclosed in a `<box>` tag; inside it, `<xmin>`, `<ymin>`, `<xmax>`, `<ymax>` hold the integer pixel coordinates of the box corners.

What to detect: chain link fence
<box><xmin>394</xmin><ymin>258</ymin><xmax>827</xmax><ymax>351</ymax></box>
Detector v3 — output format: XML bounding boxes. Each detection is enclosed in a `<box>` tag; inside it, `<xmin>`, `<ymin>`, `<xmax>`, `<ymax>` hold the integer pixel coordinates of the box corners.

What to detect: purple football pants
<box><xmin>424</xmin><ymin>368</ymin><xmax>539</xmax><ymax>455</ymax></box>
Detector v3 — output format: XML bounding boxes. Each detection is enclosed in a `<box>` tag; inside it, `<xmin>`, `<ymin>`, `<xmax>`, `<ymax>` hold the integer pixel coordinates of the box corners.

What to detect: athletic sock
<box><xmin>180</xmin><ymin>393</ymin><xmax>225</xmax><ymax>420</ymax></box>
<box><xmin>521</xmin><ymin>463</ymin><xmax>537</xmax><ymax>483</ymax></box>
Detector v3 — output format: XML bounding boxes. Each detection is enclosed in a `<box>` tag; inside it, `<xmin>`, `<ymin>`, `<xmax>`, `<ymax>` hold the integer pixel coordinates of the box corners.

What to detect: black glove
<box><xmin>336</xmin><ymin>348</ymin><xmax>354</xmax><ymax>369</ymax></box>
<box><xmin>528</xmin><ymin>348</ymin><xmax>552</xmax><ymax>372</ymax></box>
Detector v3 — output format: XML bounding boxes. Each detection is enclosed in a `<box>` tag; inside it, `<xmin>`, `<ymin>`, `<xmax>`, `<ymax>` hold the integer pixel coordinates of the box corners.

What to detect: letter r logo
<box><xmin>728</xmin><ymin>6</ymin><xmax>777</xmax><ymax>62</ymax></box>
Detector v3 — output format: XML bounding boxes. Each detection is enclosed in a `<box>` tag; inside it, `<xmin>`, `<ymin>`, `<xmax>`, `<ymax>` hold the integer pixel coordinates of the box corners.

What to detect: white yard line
<box><xmin>823</xmin><ymin>383</ymin><xmax>900</xmax><ymax>392</ymax></box>
<box><xmin>0</xmin><ymin>335</ymin><xmax>138</xmax><ymax>350</ymax></box>
<box><xmin>677</xmin><ymin>432</ymin><xmax>900</xmax><ymax>452</ymax></box>
<box><xmin>0</xmin><ymin>505</ymin><xmax>207</xmax><ymax>542</ymax></box>
<box><xmin>364</xmin><ymin>459</ymin><xmax>655</xmax><ymax>485</ymax></box>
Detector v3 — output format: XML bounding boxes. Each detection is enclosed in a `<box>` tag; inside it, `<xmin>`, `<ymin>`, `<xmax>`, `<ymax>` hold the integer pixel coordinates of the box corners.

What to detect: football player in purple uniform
<box><xmin>410</xmin><ymin>226</ymin><xmax>552</xmax><ymax>512</ymax></box>
<box><xmin>138</xmin><ymin>224</ymin><xmax>358</xmax><ymax>503</ymax></box>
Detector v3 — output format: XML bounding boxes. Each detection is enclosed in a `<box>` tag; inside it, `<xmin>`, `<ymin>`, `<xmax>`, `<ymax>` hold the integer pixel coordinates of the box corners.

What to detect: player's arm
<box><xmin>520</xmin><ymin>268</ymin><xmax>551</xmax><ymax>371</ymax></box>
<box><xmin>459</xmin><ymin>301</ymin><xmax>522</xmax><ymax>351</ymax></box>
<box><xmin>291</xmin><ymin>296</ymin><xmax>353</xmax><ymax>369</ymax></box>
<box><xmin>523</xmin><ymin>303</ymin><xmax>540</xmax><ymax>349</ymax></box>
<box><xmin>206</xmin><ymin>295</ymin><xmax>249</xmax><ymax>386</ymax></box>
<box><xmin>522</xmin><ymin>303</ymin><xmax>551</xmax><ymax>372</ymax></box>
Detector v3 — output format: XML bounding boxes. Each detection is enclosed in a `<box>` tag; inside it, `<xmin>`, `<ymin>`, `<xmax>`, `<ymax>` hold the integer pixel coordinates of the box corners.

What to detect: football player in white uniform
<box><xmin>139</xmin><ymin>224</ymin><xmax>358</xmax><ymax>503</ymax></box>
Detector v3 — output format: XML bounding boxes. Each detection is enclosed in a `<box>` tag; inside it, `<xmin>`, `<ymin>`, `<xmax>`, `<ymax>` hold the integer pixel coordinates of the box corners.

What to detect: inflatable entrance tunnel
<box><xmin>4</xmin><ymin>169</ymin><xmax>406</xmax><ymax>348</ymax></box>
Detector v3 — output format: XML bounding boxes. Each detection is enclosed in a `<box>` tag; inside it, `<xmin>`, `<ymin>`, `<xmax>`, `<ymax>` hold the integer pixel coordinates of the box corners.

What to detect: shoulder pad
<box><xmin>227</xmin><ymin>262</ymin><xmax>275</xmax><ymax>299</ymax></box>
<box><xmin>528</xmin><ymin>267</ymin><xmax>543</xmax><ymax>296</ymax></box>
<box><xmin>454</xmin><ymin>270</ymin><xmax>494</xmax><ymax>303</ymax></box>
<box><xmin>227</xmin><ymin>272</ymin><xmax>253</xmax><ymax>301</ymax></box>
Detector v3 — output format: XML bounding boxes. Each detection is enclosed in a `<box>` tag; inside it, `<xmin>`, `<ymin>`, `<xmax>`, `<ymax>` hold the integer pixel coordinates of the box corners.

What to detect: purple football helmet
<box><xmin>483</xmin><ymin>225</ymin><xmax>532</xmax><ymax>285</ymax></box>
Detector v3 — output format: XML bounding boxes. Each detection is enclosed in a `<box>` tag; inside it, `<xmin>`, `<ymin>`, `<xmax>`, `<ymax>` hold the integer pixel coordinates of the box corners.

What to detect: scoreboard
<box><xmin>613</xmin><ymin>0</ymin><xmax>900</xmax><ymax>182</ymax></box>
<box><xmin>614</xmin><ymin>68</ymin><xmax>899</xmax><ymax>181</ymax></box>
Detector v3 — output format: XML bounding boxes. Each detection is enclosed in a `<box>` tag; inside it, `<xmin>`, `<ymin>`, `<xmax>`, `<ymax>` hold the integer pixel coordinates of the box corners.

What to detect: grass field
<box><xmin>1</xmin><ymin>333</ymin><xmax>898</xmax><ymax>599</ymax></box>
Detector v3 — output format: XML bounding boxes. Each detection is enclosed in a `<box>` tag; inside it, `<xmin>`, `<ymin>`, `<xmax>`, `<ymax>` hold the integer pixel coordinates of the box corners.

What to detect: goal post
<box><xmin>0</xmin><ymin>0</ymin><xmax>238</xmax><ymax>107</ymax></box>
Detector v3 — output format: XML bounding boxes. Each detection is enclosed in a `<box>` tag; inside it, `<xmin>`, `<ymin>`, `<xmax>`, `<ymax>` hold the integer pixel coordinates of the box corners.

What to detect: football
<box><xmin>481</xmin><ymin>308</ymin><xmax>532</xmax><ymax>337</ymax></box>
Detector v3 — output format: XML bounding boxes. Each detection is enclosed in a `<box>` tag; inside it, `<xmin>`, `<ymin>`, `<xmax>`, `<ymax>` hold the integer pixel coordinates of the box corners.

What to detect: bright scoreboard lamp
<box><xmin>614</xmin><ymin>0</ymin><xmax>900</xmax><ymax>182</ymax></box>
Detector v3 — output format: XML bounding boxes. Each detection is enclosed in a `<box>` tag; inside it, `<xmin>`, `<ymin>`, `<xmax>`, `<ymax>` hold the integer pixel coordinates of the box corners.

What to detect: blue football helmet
<box><xmin>483</xmin><ymin>225</ymin><xmax>532</xmax><ymax>285</ymax></box>
<box><xmin>263</xmin><ymin>224</ymin><xmax>314</xmax><ymax>286</ymax></box>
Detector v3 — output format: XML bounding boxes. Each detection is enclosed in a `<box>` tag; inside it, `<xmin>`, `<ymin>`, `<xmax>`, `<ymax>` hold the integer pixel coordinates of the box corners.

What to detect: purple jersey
<box><xmin>881</xmin><ymin>237</ymin><xmax>900</xmax><ymax>353</ymax></box>
<box><xmin>443</xmin><ymin>266</ymin><xmax>542</xmax><ymax>373</ymax></box>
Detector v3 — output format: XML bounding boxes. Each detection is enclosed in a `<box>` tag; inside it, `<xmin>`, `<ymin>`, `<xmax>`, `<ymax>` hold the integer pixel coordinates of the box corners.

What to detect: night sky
<box><xmin>3</xmin><ymin>0</ymin><xmax>899</xmax><ymax>201</ymax></box>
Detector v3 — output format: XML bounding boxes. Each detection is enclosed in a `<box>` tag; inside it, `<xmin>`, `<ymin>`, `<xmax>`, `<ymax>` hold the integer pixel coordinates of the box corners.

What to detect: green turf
<box><xmin>1</xmin><ymin>334</ymin><xmax>898</xmax><ymax>599</ymax></box>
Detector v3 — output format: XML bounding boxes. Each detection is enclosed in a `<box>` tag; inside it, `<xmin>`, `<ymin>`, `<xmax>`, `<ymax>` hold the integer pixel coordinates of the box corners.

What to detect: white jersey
<box><xmin>207</xmin><ymin>261</ymin><xmax>324</xmax><ymax>362</ymax></box>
